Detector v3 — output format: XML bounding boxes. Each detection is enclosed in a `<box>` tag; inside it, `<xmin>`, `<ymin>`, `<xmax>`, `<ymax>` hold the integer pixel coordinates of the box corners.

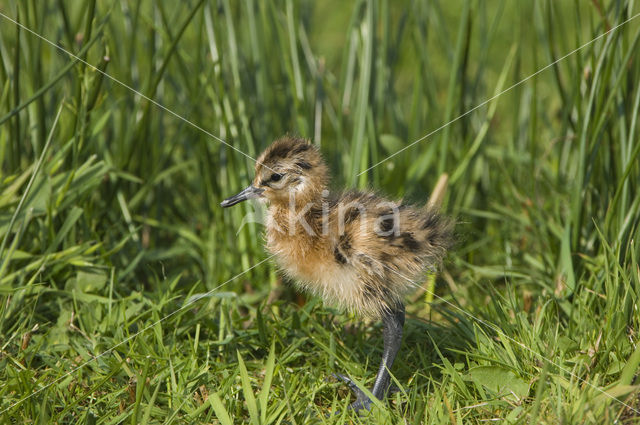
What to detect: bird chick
<box><xmin>221</xmin><ymin>136</ymin><xmax>453</xmax><ymax>411</ymax></box>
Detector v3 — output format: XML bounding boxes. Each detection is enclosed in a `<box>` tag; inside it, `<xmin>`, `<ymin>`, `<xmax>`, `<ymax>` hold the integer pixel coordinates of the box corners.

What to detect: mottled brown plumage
<box><xmin>251</xmin><ymin>136</ymin><xmax>452</xmax><ymax>318</ymax></box>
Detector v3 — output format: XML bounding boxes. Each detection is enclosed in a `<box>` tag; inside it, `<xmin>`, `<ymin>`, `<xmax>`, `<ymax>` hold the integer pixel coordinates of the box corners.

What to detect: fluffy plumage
<box><xmin>252</xmin><ymin>136</ymin><xmax>452</xmax><ymax>318</ymax></box>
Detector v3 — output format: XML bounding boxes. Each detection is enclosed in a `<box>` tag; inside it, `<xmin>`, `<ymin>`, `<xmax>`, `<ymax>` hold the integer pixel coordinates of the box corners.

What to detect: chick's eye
<box><xmin>270</xmin><ymin>173</ymin><xmax>283</xmax><ymax>182</ymax></box>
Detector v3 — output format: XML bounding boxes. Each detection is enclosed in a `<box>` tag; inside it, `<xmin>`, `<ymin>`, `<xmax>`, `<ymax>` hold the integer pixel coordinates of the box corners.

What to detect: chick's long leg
<box><xmin>334</xmin><ymin>304</ymin><xmax>405</xmax><ymax>411</ymax></box>
<box><xmin>372</xmin><ymin>304</ymin><xmax>405</xmax><ymax>398</ymax></box>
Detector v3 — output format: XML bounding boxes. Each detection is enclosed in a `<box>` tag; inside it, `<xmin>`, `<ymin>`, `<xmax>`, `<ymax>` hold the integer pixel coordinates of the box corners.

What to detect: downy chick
<box><xmin>221</xmin><ymin>136</ymin><xmax>452</xmax><ymax>411</ymax></box>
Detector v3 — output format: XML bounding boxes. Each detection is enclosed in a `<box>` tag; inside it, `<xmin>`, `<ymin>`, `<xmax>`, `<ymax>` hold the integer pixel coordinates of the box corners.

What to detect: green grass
<box><xmin>1</xmin><ymin>0</ymin><xmax>640</xmax><ymax>423</ymax></box>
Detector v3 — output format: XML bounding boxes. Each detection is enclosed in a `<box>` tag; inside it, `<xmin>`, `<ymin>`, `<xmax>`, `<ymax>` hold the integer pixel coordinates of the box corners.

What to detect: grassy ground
<box><xmin>1</xmin><ymin>0</ymin><xmax>640</xmax><ymax>423</ymax></box>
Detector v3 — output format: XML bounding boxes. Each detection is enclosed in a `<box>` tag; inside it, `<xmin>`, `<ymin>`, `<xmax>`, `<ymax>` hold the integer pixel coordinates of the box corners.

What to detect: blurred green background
<box><xmin>1</xmin><ymin>0</ymin><xmax>640</xmax><ymax>423</ymax></box>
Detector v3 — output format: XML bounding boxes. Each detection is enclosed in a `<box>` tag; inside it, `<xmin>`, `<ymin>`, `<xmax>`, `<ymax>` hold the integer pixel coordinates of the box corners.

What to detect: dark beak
<box><xmin>220</xmin><ymin>185</ymin><xmax>264</xmax><ymax>208</ymax></box>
